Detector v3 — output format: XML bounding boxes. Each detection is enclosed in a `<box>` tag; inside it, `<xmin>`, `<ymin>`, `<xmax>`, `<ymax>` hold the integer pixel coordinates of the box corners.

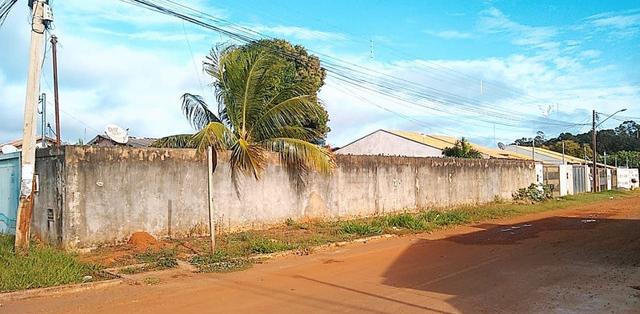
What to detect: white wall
<box><xmin>558</xmin><ymin>165</ymin><xmax>574</xmax><ymax>196</ymax></box>
<box><xmin>35</xmin><ymin>146</ymin><xmax>537</xmax><ymax>249</ymax></box>
<box><xmin>617</xmin><ymin>168</ymin><xmax>640</xmax><ymax>189</ymax></box>
<box><xmin>336</xmin><ymin>130</ymin><xmax>443</xmax><ymax>157</ymax></box>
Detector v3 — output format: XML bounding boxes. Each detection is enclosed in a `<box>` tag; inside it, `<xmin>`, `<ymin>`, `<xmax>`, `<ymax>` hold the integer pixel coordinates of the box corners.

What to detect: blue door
<box><xmin>0</xmin><ymin>152</ymin><xmax>20</xmax><ymax>234</ymax></box>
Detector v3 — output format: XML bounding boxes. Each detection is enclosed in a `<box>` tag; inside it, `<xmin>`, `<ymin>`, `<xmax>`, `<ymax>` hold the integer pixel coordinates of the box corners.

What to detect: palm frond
<box><xmin>251</xmin><ymin>95</ymin><xmax>322</xmax><ymax>139</ymax></box>
<box><xmin>150</xmin><ymin>134</ymin><xmax>197</xmax><ymax>148</ymax></box>
<box><xmin>181</xmin><ymin>93</ymin><xmax>222</xmax><ymax>130</ymax></box>
<box><xmin>192</xmin><ymin>122</ymin><xmax>234</xmax><ymax>152</ymax></box>
<box><xmin>230</xmin><ymin>138</ymin><xmax>267</xmax><ymax>180</ymax></box>
<box><xmin>266</xmin><ymin>137</ymin><xmax>335</xmax><ymax>175</ymax></box>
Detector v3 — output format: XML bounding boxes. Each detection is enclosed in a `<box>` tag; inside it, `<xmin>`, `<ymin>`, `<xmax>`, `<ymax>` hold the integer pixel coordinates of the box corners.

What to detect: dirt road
<box><xmin>5</xmin><ymin>196</ymin><xmax>640</xmax><ymax>313</ymax></box>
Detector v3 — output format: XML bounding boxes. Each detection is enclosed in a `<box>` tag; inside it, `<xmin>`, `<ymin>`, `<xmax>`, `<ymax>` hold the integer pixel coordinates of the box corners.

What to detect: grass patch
<box><xmin>190</xmin><ymin>252</ymin><xmax>253</xmax><ymax>273</ymax></box>
<box><xmin>143</xmin><ymin>277</ymin><xmax>161</xmax><ymax>285</ymax></box>
<box><xmin>0</xmin><ymin>235</ymin><xmax>100</xmax><ymax>292</ymax></box>
<box><xmin>340</xmin><ymin>221</ymin><xmax>383</xmax><ymax>236</ymax></box>
<box><xmin>135</xmin><ymin>248</ymin><xmax>178</xmax><ymax>271</ymax></box>
<box><xmin>248</xmin><ymin>236</ymin><xmax>297</xmax><ymax>254</ymax></box>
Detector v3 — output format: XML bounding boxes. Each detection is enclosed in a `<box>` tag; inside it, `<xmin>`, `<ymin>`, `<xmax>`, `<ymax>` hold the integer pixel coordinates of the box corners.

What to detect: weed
<box><xmin>248</xmin><ymin>237</ymin><xmax>296</xmax><ymax>254</ymax></box>
<box><xmin>190</xmin><ymin>253</ymin><xmax>252</xmax><ymax>273</ymax></box>
<box><xmin>384</xmin><ymin>213</ymin><xmax>427</xmax><ymax>230</ymax></box>
<box><xmin>136</xmin><ymin>249</ymin><xmax>178</xmax><ymax>269</ymax></box>
<box><xmin>120</xmin><ymin>266</ymin><xmax>145</xmax><ymax>275</ymax></box>
<box><xmin>284</xmin><ymin>218</ymin><xmax>309</xmax><ymax>230</ymax></box>
<box><xmin>420</xmin><ymin>210</ymin><xmax>471</xmax><ymax>226</ymax></box>
<box><xmin>340</xmin><ymin>221</ymin><xmax>383</xmax><ymax>236</ymax></box>
<box><xmin>143</xmin><ymin>277</ymin><xmax>161</xmax><ymax>285</ymax></box>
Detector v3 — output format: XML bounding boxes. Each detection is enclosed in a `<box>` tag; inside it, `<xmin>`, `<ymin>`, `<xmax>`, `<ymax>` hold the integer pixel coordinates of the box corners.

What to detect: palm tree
<box><xmin>442</xmin><ymin>137</ymin><xmax>483</xmax><ymax>159</ymax></box>
<box><xmin>153</xmin><ymin>43</ymin><xmax>335</xmax><ymax>182</ymax></box>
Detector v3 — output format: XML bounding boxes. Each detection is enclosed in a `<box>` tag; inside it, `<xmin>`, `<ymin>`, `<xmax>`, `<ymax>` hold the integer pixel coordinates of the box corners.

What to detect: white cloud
<box><xmin>479</xmin><ymin>7</ymin><xmax>558</xmax><ymax>48</ymax></box>
<box><xmin>252</xmin><ymin>25</ymin><xmax>346</xmax><ymax>41</ymax></box>
<box><xmin>425</xmin><ymin>30</ymin><xmax>473</xmax><ymax>39</ymax></box>
<box><xmin>579</xmin><ymin>49</ymin><xmax>602</xmax><ymax>59</ymax></box>
<box><xmin>586</xmin><ymin>9</ymin><xmax>640</xmax><ymax>38</ymax></box>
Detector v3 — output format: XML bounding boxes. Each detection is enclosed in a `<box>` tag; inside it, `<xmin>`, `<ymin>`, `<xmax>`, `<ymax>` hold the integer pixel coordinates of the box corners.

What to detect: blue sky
<box><xmin>1</xmin><ymin>0</ymin><xmax>639</xmax><ymax>147</ymax></box>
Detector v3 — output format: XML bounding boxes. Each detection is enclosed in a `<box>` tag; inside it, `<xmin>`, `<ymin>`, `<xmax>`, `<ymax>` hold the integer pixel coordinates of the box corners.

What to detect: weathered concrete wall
<box><xmin>336</xmin><ymin>130</ymin><xmax>443</xmax><ymax>157</ymax></box>
<box><xmin>33</xmin><ymin>147</ymin><xmax>65</xmax><ymax>245</ymax></box>
<box><xmin>35</xmin><ymin>146</ymin><xmax>536</xmax><ymax>249</ymax></box>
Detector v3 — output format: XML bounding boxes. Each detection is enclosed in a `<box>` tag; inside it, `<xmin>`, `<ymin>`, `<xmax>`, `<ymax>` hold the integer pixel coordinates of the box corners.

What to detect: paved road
<box><xmin>5</xmin><ymin>196</ymin><xmax>640</xmax><ymax>313</ymax></box>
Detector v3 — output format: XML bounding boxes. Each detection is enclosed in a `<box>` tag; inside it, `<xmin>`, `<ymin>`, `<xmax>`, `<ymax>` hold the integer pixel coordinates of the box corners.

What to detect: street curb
<box><xmin>0</xmin><ymin>278</ymin><xmax>123</xmax><ymax>302</ymax></box>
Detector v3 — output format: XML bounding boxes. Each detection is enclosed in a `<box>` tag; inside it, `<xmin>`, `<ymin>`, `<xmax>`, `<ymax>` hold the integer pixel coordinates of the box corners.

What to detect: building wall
<box><xmin>335</xmin><ymin>130</ymin><xmax>443</xmax><ymax>157</ymax></box>
<box><xmin>34</xmin><ymin>146</ymin><xmax>536</xmax><ymax>250</ymax></box>
<box><xmin>617</xmin><ymin>168</ymin><xmax>640</xmax><ymax>189</ymax></box>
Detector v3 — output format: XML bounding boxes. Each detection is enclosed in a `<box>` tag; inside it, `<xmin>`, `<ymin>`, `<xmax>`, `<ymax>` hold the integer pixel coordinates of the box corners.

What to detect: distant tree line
<box><xmin>512</xmin><ymin>121</ymin><xmax>640</xmax><ymax>168</ymax></box>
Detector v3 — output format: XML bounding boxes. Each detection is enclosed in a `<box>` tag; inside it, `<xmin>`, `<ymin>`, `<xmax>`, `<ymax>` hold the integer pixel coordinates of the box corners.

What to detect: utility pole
<box><xmin>592</xmin><ymin>110</ymin><xmax>597</xmax><ymax>192</ymax></box>
<box><xmin>532</xmin><ymin>138</ymin><xmax>536</xmax><ymax>161</ymax></box>
<box><xmin>15</xmin><ymin>0</ymin><xmax>50</xmax><ymax>254</ymax></box>
<box><xmin>51</xmin><ymin>34</ymin><xmax>61</xmax><ymax>146</ymax></box>
<box><xmin>39</xmin><ymin>93</ymin><xmax>46</xmax><ymax>146</ymax></box>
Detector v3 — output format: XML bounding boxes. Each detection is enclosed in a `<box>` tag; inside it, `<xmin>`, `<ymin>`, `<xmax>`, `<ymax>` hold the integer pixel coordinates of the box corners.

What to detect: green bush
<box><xmin>512</xmin><ymin>184</ymin><xmax>553</xmax><ymax>202</ymax></box>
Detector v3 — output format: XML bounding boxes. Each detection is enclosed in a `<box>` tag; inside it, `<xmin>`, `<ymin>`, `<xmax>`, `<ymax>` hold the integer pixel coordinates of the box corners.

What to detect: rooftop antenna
<box><xmin>105</xmin><ymin>124</ymin><xmax>129</xmax><ymax>144</ymax></box>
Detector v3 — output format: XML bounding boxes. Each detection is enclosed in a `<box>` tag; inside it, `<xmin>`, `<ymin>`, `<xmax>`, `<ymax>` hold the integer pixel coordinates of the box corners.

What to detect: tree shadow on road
<box><xmin>381</xmin><ymin>215</ymin><xmax>640</xmax><ymax>313</ymax></box>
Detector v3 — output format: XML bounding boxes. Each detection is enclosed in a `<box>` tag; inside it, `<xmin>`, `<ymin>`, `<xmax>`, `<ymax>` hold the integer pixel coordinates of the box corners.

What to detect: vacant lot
<box><xmin>5</xmin><ymin>192</ymin><xmax>640</xmax><ymax>313</ymax></box>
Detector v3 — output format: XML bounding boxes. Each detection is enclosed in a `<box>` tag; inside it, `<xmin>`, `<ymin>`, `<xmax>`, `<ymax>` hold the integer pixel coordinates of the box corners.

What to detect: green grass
<box><xmin>0</xmin><ymin>235</ymin><xmax>99</xmax><ymax>292</ymax></box>
<box><xmin>190</xmin><ymin>252</ymin><xmax>252</xmax><ymax>273</ymax></box>
<box><xmin>136</xmin><ymin>249</ymin><xmax>178</xmax><ymax>269</ymax></box>
<box><xmin>340</xmin><ymin>221</ymin><xmax>384</xmax><ymax>236</ymax></box>
<box><xmin>187</xmin><ymin>190</ymin><xmax>636</xmax><ymax>273</ymax></box>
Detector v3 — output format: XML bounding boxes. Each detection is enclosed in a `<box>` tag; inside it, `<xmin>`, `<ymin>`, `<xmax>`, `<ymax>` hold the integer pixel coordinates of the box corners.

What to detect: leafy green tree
<box><xmin>153</xmin><ymin>43</ymin><xmax>335</xmax><ymax>181</ymax></box>
<box><xmin>543</xmin><ymin>139</ymin><xmax>592</xmax><ymax>159</ymax></box>
<box><xmin>442</xmin><ymin>138</ymin><xmax>483</xmax><ymax>159</ymax></box>
<box><xmin>244</xmin><ymin>39</ymin><xmax>329</xmax><ymax>144</ymax></box>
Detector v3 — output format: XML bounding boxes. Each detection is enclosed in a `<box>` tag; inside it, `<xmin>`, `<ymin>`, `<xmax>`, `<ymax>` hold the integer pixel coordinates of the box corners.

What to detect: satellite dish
<box><xmin>105</xmin><ymin>124</ymin><xmax>129</xmax><ymax>144</ymax></box>
<box><xmin>1</xmin><ymin>145</ymin><xmax>19</xmax><ymax>154</ymax></box>
<box><xmin>497</xmin><ymin>142</ymin><xmax>506</xmax><ymax>150</ymax></box>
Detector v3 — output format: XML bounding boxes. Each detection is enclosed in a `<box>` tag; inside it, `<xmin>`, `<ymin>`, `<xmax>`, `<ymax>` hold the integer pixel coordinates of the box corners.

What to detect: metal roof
<box><xmin>385</xmin><ymin>130</ymin><xmax>531</xmax><ymax>160</ymax></box>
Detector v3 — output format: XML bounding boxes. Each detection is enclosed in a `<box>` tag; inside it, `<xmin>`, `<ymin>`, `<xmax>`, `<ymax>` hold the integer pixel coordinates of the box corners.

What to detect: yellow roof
<box><xmin>511</xmin><ymin>145</ymin><xmax>588</xmax><ymax>164</ymax></box>
<box><xmin>387</xmin><ymin>130</ymin><xmax>530</xmax><ymax>160</ymax></box>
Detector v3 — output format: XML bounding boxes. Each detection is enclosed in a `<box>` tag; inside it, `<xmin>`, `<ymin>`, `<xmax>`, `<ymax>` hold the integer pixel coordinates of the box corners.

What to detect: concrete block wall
<box><xmin>34</xmin><ymin>146</ymin><xmax>536</xmax><ymax>249</ymax></box>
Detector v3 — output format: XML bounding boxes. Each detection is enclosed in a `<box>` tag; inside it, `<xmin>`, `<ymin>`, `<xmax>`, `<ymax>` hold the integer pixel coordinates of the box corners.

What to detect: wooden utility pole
<box><xmin>15</xmin><ymin>0</ymin><xmax>48</xmax><ymax>254</ymax></box>
<box><xmin>51</xmin><ymin>34</ymin><xmax>61</xmax><ymax>146</ymax></box>
<box><xmin>592</xmin><ymin>110</ymin><xmax>597</xmax><ymax>193</ymax></box>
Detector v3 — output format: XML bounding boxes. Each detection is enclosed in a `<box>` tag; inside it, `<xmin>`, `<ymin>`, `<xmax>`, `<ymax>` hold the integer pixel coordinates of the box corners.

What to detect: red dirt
<box><xmin>5</xmin><ymin>196</ymin><xmax>640</xmax><ymax>313</ymax></box>
<box><xmin>128</xmin><ymin>232</ymin><xmax>159</xmax><ymax>252</ymax></box>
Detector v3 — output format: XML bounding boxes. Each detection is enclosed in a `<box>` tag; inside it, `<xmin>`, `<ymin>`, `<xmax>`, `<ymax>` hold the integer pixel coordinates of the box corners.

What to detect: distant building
<box><xmin>505</xmin><ymin>145</ymin><xmax>591</xmax><ymax>165</ymax></box>
<box><xmin>335</xmin><ymin>129</ymin><xmax>529</xmax><ymax>160</ymax></box>
<box><xmin>87</xmin><ymin>135</ymin><xmax>157</xmax><ymax>148</ymax></box>
<box><xmin>0</xmin><ymin>136</ymin><xmax>57</xmax><ymax>153</ymax></box>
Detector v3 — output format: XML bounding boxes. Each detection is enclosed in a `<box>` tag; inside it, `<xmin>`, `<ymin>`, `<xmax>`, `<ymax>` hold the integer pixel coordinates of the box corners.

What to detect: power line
<box><xmin>117</xmin><ymin>0</ymin><xmax>590</xmax><ymax>137</ymax></box>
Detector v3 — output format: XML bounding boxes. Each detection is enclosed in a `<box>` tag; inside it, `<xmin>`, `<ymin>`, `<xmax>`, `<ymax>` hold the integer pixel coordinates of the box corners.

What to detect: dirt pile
<box><xmin>128</xmin><ymin>232</ymin><xmax>159</xmax><ymax>252</ymax></box>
